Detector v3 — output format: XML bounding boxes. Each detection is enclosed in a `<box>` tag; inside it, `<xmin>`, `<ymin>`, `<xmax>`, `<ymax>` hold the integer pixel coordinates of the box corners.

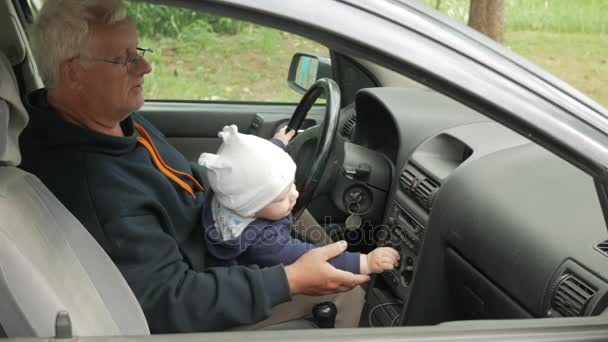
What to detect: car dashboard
<box><xmin>332</xmin><ymin>87</ymin><xmax>608</xmax><ymax>326</ymax></box>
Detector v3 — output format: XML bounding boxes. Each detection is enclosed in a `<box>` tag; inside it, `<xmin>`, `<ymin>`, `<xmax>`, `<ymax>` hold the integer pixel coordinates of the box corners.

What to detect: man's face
<box><xmin>78</xmin><ymin>18</ymin><xmax>151</xmax><ymax>121</ymax></box>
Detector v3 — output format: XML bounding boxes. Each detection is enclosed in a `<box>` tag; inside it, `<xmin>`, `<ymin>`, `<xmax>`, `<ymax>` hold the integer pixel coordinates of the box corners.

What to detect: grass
<box><xmin>417</xmin><ymin>0</ymin><xmax>608</xmax><ymax>107</ymax></box>
<box><xmin>137</xmin><ymin>0</ymin><xmax>608</xmax><ymax>108</ymax></box>
<box><xmin>505</xmin><ymin>31</ymin><xmax>608</xmax><ymax>107</ymax></box>
<box><xmin>421</xmin><ymin>0</ymin><xmax>608</xmax><ymax>34</ymax></box>
<box><xmin>141</xmin><ymin>27</ymin><xmax>327</xmax><ymax>102</ymax></box>
<box><xmin>506</xmin><ymin>0</ymin><xmax>608</xmax><ymax>34</ymax></box>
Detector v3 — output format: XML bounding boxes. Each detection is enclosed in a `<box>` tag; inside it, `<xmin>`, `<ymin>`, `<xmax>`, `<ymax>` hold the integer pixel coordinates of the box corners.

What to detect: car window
<box><xmin>128</xmin><ymin>2</ymin><xmax>329</xmax><ymax>103</ymax></box>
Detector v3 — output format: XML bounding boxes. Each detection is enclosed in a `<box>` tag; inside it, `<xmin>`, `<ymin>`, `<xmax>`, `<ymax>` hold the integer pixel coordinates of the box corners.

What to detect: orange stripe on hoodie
<box><xmin>135</xmin><ymin>123</ymin><xmax>205</xmax><ymax>198</ymax></box>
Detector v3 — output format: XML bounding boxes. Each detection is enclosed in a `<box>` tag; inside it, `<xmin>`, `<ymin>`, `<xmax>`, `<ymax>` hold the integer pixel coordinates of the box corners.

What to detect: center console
<box><xmin>369</xmin><ymin>133</ymin><xmax>473</xmax><ymax>326</ymax></box>
<box><xmin>368</xmin><ymin>187</ymin><xmax>431</xmax><ymax>326</ymax></box>
<box><xmin>382</xmin><ymin>200</ymin><xmax>426</xmax><ymax>298</ymax></box>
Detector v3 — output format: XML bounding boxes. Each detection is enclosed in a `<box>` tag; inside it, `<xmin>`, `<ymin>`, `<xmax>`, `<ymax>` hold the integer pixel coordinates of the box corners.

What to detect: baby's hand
<box><xmin>363</xmin><ymin>247</ymin><xmax>400</xmax><ymax>274</ymax></box>
<box><xmin>273</xmin><ymin>126</ymin><xmax>296</xmax><ymax>145</ymax></box>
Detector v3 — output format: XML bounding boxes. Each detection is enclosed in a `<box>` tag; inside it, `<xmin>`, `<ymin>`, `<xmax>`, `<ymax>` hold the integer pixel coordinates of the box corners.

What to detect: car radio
<box><xmin>387</xmin><ymin>203</ymin><xmax>425</xmax><ymax>254</ymax></box>
<box><xmin>380</xmin><ymin>201</ymin><xmax>427</xmax><ymax>300</ymax></box>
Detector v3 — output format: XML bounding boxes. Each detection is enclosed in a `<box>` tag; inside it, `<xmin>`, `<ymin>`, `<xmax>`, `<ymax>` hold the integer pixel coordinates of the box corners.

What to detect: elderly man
<box><xmin>19</xmin><ymin>0</ymin><xmax>367</xmax><ymax>333</ymax></box>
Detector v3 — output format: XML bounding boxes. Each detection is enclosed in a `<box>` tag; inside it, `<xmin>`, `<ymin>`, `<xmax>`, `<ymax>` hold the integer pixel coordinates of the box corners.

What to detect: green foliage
<box><xmin>130</xmin><ymin>0</ymin><xmax>606</xmax><ymax>107</ymax></box>
<box><xmin>425</xmin><ymin>0</ymin><xmax>470</xmax><ymax>23</ymax></box>
<box><xmin>419</xmin><ymin>0</ymin><xmax>608</xmax><ymax>34</ymax></box>
<box><xmin>506</xmin><ymin>0</ymin><xmax>608</xmax><ymax>34</ymax></box>
<box><xmin>138</xmin><ymin>30</ymin><xmax>328</xmax><ymax>103</ymax></box>
<box><xmin>177</xmin><ymin>21</ymin><xmax>221</xmax><ymax>53</ymax></box>
<box><xmin>505</xmin><ymin>31</ymin><xmax>608</xmax><ymax>108</ymax></box>
<box><xmin>127</xmin><ymin>2</ymin><xmax>245</xmax><ymax>38</ymax></box>
<box><xmin>239</xmin><ymin>26</ymin><xmax>283</xmax><ymax>53</ymax></box>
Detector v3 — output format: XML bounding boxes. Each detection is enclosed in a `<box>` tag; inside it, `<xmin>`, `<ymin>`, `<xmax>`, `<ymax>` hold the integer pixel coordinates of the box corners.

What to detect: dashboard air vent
<box><xmin>399</xmin><ymin>164</ymin><xmax>441</xmax><ymax>212</ymax></box>
<box><xmin>342</xmin><ymin>115</ymin><xmax>357</xmax><ymax>137</ymax></box>
<box><xmin>595</xmin><ymin>239</ymin><xmax>608</xmax><ymax>257</ymax></box>
<box><xmin>399</xmin><ymin>169</ymin><xmax>416</xmax><ymax>194</ymax></box>
<box><xmin>550</xmin><ymin>274</ymin><xmax>596</xmax><ymax>317</ymax></box>
<box><xmin>414</xmin><ymin>177</ymin><xmax>440</xmax><ymax>212</ymax></box>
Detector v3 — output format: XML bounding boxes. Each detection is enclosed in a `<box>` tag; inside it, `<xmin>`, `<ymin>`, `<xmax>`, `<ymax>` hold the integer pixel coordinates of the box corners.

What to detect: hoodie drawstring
<box><xmin>134</xmin><ymin>123</ymin><xmax>205</xmax><ymax>198</ymax></box>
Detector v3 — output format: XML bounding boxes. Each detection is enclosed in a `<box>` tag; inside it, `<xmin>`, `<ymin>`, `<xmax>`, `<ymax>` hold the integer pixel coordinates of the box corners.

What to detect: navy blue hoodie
<box><xmin>19</xmin><ymin>89</ymin><xmax>291</xmax><ymax>333</ymax></box>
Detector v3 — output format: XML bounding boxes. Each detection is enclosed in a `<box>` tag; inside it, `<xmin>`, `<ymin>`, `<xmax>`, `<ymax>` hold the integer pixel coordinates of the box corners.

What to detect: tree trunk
<box><xmin>468</xmin><ymin>0</ymin><xmax>504</xmax><ymax>43</ymax></box>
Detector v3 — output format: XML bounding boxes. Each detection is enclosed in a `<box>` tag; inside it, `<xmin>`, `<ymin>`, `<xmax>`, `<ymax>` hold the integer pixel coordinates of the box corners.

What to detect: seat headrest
<box><xmin>0</xmin><ymin>51</ymin><xmax>28</xmax><ymax>166</ymax></box>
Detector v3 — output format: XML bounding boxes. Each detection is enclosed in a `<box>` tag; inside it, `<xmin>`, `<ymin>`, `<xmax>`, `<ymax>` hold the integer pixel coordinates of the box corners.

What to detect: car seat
<box><xmin>0</xmin><ymin>49</ymin><xmax>151</xmax><ymax>338</ymax></box>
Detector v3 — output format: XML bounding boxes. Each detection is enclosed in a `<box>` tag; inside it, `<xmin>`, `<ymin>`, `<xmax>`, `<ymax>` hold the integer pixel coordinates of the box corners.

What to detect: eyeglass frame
<box><xmin>68</xmin><ymin>47</ymin><xmax>153</xmax><ymax>72</ymax></box>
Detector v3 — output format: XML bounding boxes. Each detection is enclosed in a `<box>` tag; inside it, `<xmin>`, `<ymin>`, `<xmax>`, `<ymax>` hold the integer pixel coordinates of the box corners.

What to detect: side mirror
<box><xmin>287</xmin><ymin>53</ymin><xmax>332</xmax><ymax>96</ymax></box>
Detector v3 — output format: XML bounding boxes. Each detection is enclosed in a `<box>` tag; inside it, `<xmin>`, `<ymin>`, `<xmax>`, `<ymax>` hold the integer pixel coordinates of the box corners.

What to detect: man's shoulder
<box><xmin>20</xmin><ymin>146</ymin><xmax>86</xmax><ymax>184</ymax></box>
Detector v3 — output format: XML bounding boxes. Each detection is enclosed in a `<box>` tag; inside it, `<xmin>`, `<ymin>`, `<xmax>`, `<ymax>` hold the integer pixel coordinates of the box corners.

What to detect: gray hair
<box><xmin>30</xmin><ymin>0</ymin><xmax>128</xmax><ymax>90</ymax></box>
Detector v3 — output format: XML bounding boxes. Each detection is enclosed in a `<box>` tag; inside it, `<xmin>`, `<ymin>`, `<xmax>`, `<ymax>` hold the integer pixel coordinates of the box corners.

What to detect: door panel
<box><xmin>8</xmin><ymin>319</ymin><xmax>608</xmax><ymax>342</ymax></box>
<box><xmin>139</xmin><ymin>101</ymin><xmax>325</xmax><ymax>161</ymax></box>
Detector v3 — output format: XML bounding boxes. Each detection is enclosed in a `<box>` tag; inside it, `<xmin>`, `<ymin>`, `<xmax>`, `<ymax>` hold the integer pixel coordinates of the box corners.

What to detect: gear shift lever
<box><xmin>312</xmin><ymin>301</ymin><xmax>337</xmax><ymax>328</ymax></box>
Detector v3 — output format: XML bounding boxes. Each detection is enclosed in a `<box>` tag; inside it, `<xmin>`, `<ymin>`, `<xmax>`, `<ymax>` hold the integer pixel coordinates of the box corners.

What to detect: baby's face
<box><xmin>256</xmin><ymin>183</ymin><xmax>299</xmax><ymax>221</ymax></box>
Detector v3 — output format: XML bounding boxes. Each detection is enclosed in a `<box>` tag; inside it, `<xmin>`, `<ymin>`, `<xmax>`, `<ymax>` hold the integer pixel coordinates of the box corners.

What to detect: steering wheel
<box><xmin>285</xmin><ymin>78</ymin><xmax>341</xmax><ymax>219</ymax></box>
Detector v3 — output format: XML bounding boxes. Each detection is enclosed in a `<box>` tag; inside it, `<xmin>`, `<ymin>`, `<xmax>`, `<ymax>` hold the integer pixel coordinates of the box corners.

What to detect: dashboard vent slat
<box><xmin>399</xmin><ymin>164</ymin><xmax>441</xmax><ymax>212</ymax></box>
<box><xmin>342</xmin><ymin>115</ymin><xmax>357</xmax><ymax>137</ymax></box>
<box><xmin>563</xmin><ymin>281</ymin><xmax>593</xmax><ymax>299</ymax></box>
<box><xmin>550</xmin><ymin>274</ymin><xmax>596</xmax><ymax>317</ymax></box>
<box><xmin>399</xmin><ymin>169</ymin><xmax>416</xmax><ymax>194</ymax></box>
<box><xmin>595</xmin><ymin>239</ymin><xmax>608</xmax><ymax>257</ymax></box>
<box><xmin>414</xmin><ymin>177</ymin><xmax>439</xmax><ymax>212</ymax></box>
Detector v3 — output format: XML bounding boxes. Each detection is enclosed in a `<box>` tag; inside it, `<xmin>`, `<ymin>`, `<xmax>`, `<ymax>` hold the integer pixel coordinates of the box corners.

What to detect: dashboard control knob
<box><xmin>401</xmin><ymin>257</ymin><xmax>415</xmax><ymax>286</ymax></box>
<box><xmin>343</xmin><ymin>185</ymin><xmax>372</xmax><ymax>214</ymax></box>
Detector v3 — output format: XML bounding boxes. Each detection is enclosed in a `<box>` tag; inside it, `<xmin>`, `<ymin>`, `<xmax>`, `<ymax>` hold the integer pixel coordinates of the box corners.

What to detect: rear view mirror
<box><xmin>287</xmin><ymin>53</ymin><xmax>332</xmax><ymax>95</ymax></box>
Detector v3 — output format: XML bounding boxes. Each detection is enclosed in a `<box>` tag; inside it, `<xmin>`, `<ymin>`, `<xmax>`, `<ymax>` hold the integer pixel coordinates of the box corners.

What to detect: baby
<box><xmin>198</xmin><ymin>125</ymin><xmax>399</xmax><ymax>274</ymax></box>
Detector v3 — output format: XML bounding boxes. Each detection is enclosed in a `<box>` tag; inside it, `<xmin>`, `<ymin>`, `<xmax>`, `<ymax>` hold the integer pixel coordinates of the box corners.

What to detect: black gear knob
<box><xmin>312</xmin><ymin>301</ymin><xmax>337</xmax><ymax>328</ymax></box>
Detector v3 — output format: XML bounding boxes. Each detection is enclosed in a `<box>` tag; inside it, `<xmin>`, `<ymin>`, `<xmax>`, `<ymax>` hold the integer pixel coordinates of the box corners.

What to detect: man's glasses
<box><xmin>71</xmin><ymin>47</ymin><xmax>153</xmax><ymax>72</ymax></box>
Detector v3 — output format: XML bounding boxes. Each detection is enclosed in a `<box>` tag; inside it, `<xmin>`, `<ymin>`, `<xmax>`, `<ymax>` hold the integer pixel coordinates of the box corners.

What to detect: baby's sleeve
<box><xmin>239</xmin><ymin>218</ymin><xmax>311</xmax><ymax>267</ymax></box>
<box><xmin>269</xmin><ymin>138</ymin><xmax>286</xmax><ymax>150</ymax></box>
<box><xmin>240</xmin><ymin>219</ymin><xmax>361</xmax><ymax>274</ymax></box>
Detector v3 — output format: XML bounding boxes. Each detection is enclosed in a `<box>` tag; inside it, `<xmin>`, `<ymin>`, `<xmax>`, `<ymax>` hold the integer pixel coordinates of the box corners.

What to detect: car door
<box><xmin>7</xmin><ymin>0</ymin><xmax>608</xmax><ymax>341</ymax></box>
<box><xmin>128</xmin><ymin>3</ymin><xmax>329</xmax><ymax>160</ymax></box>
<box><xmin>139</xmin><ymin>101</ymin><xmax>322</xmax><ymax>161</ymax></box>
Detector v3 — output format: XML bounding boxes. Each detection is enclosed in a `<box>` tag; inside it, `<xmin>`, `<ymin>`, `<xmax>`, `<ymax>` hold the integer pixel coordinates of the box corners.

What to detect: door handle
<box><xmin>248</xmin><ymin>114</ymin><xmax>264</xmax><ymax>135</ymax></box>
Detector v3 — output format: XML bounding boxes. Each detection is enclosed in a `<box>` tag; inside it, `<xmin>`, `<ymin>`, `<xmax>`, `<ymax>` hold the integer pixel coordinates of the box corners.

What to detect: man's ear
<box><xmin>58</xmin><ymin>61</ymin><xmax>83</xmax><ymax>90</ymax></box>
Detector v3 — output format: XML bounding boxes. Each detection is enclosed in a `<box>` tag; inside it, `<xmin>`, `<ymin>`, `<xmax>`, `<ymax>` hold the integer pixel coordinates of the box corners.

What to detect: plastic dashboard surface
<box><xmin>352</xmin><ymin>87</ymin><xmax>608</xmax><ymax>323</ymax></box>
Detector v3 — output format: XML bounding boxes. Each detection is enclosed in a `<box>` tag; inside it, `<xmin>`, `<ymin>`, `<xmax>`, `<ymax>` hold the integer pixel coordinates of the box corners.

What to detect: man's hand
<box><xmin>284</xmin><ymin>241</ymin><xmax>370</xmax><ymax>296</ymax></box>
<box><xmin>273</xmin><ymin>126</ymin><xmax>296</xmax><ymax>145</ymax></box>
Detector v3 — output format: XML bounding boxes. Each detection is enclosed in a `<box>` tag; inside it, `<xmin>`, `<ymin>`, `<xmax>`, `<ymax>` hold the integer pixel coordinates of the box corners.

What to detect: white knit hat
<box><xmin>198</xmin><ymin>125</ymin><xmax>297</xmax><ymax>217</ymax></box>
